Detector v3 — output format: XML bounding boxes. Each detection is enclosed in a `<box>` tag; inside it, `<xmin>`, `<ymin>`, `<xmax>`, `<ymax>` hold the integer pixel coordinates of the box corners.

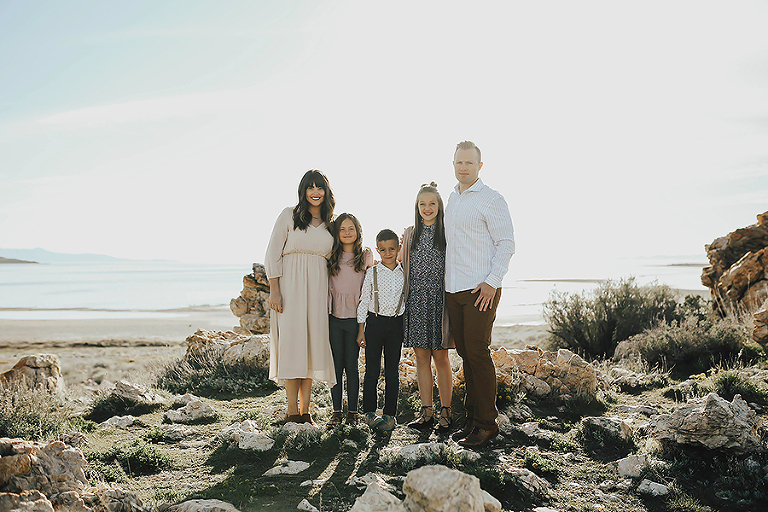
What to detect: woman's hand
<box><xmin>269</xmin><ymin>279</ymin><xmax>283</xmax><ymax>313</ymax></box>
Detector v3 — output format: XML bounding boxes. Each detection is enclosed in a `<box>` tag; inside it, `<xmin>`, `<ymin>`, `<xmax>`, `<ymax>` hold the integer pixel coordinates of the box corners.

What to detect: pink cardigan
<box><xmin>328</xmin><ymin>248</ymin><xmax>374</xmax><ymax>319</ymax></box>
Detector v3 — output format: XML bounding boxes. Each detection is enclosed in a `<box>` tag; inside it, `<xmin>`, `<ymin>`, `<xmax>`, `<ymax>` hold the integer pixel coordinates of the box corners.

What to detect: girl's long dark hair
<box><xmin>293</xmin><ymin>170</ymin><xmax>335</xmax><ymax>231</ymax></box>
<box><xmin>410</xmin><ymin>182</ymin><xmax>446</xmax><ymax>252</ymax></box>
<box><xmin>328</xmin><ymin>213</ymin><xmax>367</xmax><ymax>276</ymax></box>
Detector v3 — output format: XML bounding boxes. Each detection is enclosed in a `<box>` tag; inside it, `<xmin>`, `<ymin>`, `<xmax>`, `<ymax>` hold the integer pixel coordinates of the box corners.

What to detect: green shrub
<box><xmin>87</xmin><ymin>439</ymin><xmax>174</xmax><ymax>476</ymax></box>
<box><xmin>617</xmin><ymin>314</ymin><xmax>761</xmax><ymax>375</ymax></box>
<box><xmin>522</xmin><ymin>447</ymin><xmax>559</xmax><ymax>477</ymax></box>
<box><xmin>0</xmin><ymin>383</ymin><xmax>72</xmax><ymax>441</ymax></box>
<box><xmin>155</xmin><ymin>345</ymin><xmax>276</xmax><ymax>398</ymax></box>
<box><xmin>544</xmin><ymin>277</ymin><xmax>678</xmax><ymax>359</ymax></box>
<box><xmin>711</xmin><ymin>370</ymin><xmax>768</xmax><ymax>405</ymax></box>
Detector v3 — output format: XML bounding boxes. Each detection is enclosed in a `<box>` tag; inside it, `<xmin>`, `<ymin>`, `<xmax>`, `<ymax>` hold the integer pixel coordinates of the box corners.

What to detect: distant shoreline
<box><xmin>0</xmin><ymin>256</ymin><xmax>38</xmax><ymax>264</ymax></box>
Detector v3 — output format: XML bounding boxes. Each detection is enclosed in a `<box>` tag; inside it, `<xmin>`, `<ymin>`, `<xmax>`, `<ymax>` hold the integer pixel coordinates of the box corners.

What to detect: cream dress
<box><xmin>265</xmin><ymin>207</ymin><xmax>336</xmax><ymax>385</ymax></box>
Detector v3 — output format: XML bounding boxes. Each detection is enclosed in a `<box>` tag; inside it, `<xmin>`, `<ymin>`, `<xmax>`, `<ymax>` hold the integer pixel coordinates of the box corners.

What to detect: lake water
<box><xmin>0</xmin><ymin>255</ymin><xmax>710</xmax><ymax>325</ymax></box>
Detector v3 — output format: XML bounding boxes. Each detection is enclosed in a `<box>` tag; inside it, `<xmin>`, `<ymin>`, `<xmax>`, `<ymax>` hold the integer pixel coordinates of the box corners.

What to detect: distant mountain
<box><xmin>0</xmin><ymin>256</ymin><xmax>38</xmax><ymax>264</ymax></box>
<box><xmin>0</xmin><ymin>248</ymin><xmax>134</xmax><ymax>263</ymax></box>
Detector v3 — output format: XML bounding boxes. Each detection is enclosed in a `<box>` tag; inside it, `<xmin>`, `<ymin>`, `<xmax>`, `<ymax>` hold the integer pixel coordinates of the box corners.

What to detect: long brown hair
<box><xmin>328</xmin><ymin>213</ymin><xmax>367</xmax><ymax>276</ymax></box>
<box><xmin>410</xmin><ymin>182</ymin><xmax>446</xmax><ymax>252</ymax></box>
<box><xmin>292</xmin><ymin>170</ymin><xmax>335</xmax><ymax>231</ymax></box>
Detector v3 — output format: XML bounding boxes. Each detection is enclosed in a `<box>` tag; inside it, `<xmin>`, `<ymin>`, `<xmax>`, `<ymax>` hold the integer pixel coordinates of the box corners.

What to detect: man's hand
<box><xmin>471</xmin><ymin>282</ymin><xmax>496</xmax><ymax>312</ymax></box>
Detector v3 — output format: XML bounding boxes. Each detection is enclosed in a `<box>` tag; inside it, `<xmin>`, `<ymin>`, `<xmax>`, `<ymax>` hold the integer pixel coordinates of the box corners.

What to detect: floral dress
<box><xmin>403</xmin><ymin>224</ymin><xmax>446</xmax><ymax>350</ymax></box>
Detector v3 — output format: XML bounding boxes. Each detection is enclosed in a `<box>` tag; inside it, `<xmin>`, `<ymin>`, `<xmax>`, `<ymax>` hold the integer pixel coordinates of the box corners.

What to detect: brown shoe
<box><xmin>451</xmin><ymin>419</ymin><xmax>475</xmax><ymax>441</ymax></box>
<box><xmin>300</xmin><ymin>413</ymin><xmax>315</xmax><ymax>425</ymax></box>
<box><xmin>345</xmin><ymin>411</ymin><xmax>358</xmax><ymax>425</ymax></box>
<box><xmin>458</xmin><ymin>426</ymin><xmax>499</xmax><ymax>448</ymax></box>
<box><xmin>283</xmin><ymin>414</ymin><xmax>302</xmax><ymax>424</ymax></box>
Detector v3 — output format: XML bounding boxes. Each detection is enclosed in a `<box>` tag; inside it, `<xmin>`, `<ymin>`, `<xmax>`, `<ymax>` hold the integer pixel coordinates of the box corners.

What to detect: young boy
<box><xmin>357</xmin><ymin>229</ymin><xmax>406</xmax><ymax>432</ymax></box>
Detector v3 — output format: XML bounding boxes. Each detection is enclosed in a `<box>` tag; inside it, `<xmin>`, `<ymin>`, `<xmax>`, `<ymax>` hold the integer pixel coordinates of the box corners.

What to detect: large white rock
<box><xmin>616</xmin><ymin>454</ymin><xmax>647</xmax><ymax>479</ymax></box>
<box><xmin>0</xmin><ymin>490</ymin><xmax>54</xmax><ymax>512</ymax></box>
<box><xmin>403</xmin><ymin>465</ymin><xmax>485</xmax><ymax>512</ymax></box>
<box><xmin>297</xmin><ymin>499</ymin><xmax>319</xmax><ymax>512</ymax></box>
<box><xmin>637</xmin><ymin>479</ymin><xmax>669</xmax><ymax>496</ymax></box>
<box><xmin>649</xmin><ymin>393</ymin><xmax>762</xmax><ymax>452</ymax></box>
<box><xmin>503</xmin><ymin>467</ymin><xmax>549</xmax><ymax>495</ymax></box>
<box><xmin>165</xmin><ymin>400</ymin><xmax>217</xmax><ymax>423</ymax></box>
<box><xmin>221</xmin><ymin>420</ymin><xmax>274</xmax><ymax>451</ymax></box>
<box><xmin>101</xmin><ymin>415</ymin><xmax>136</xmax><ymax>428</ymax></box>
<box><xmin>0</xmin><ymin>354</ymin><xmax>64</xmax><ymax>394</ymax></box>
<box><xmin>112</xmin><ymin>381</ymin><xmax>165</xmax><ymax>405</ymax></box>
<box><xmin>349</xmin><ymin>482</ymin><xmax>407</xmax><ymax>512</ymax></box>
<box><xmin>263</xmin><ymin>460</ymin><xmax>310</xmax><ymax>476</ymax></box>
<box><xmin>167</xmin><ymin>499</ymin><xmax>241</xmax><ymax>512</ymax></box>
<box><xmin>222</xmin><ymin>335</ymin><xmax>270</xmax><ymax>367</ymax></box>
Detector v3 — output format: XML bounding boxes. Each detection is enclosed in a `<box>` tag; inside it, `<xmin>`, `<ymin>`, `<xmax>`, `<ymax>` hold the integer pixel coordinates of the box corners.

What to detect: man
<box><xmin>445</xmin><ymin>140</ymin><xmax>515</xmax><ymax>448</ymax></box>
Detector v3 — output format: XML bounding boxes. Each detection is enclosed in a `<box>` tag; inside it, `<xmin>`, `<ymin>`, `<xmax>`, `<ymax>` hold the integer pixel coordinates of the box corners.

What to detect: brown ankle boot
<box><xmin>451</xmin><ymin>418</ymin><xmax>475</xmax><ymax>441</ymax></box>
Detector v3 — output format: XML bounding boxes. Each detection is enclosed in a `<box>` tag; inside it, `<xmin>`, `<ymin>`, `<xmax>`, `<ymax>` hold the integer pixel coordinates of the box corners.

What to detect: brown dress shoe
<box><xmin>458</xmin><ymin>426</ymin><xmax>499</xmax><ymax>448</ymax></box>
<box><xmin>284</xmin><ymin>414</ymin><xmax>303</xmax><ymax>424</ymax></box>
<box><xmin>300</xmin><ymin>413</ymin><xmax>315</xmax><ymax>425</ymax></box>
<box><xmin>451</xmin><ymin>419</ymin><xmax>475</xmax><ymax>441</ymax></box>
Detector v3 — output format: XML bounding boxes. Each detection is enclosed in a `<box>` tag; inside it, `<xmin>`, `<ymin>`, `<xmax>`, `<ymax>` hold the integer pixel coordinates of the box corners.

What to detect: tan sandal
<box><xmin>436</xmin><ymin>406</ymin><xmax>452</xmax><ymax>433</ymax></box>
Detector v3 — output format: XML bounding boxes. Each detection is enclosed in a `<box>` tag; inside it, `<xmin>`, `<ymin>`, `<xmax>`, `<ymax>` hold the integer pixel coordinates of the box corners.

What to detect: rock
<box><xmin>184</xmin><ymin>330</ymin><xmax>249</xmax><ymax>359</ymax></box>
<box><xmin>346</xmin><ymin>472</ymin><xmax>396</xmax><ymax>492</ymax></box>
<box><xmin>222</xmin><ymin>335</ymin><xmax>270</xmax><ymax>367</ymax></box>
<box><xmin>167</xmin><ymin>499</ymin><xmax>241</xmax><ymax>512</ymax></box>
<box><xmin>221</xmin><ymin>421</ymin><xmax>274</xmax><ymax>451</ymax></box>
<box><xmin>263</xmin><ymin>460</ymin><xmax>310</xmax><ymax>476</ymax></box>
<box><xmin>501</xmin><ymin>467</ymin><xmax>549</xmax><ymax>495</ymax></box>
<box><xmin>0</xmin><ymin>490</ymin><xmax>54</xmax><ymax>512</ymax></box>
<box><xmin>649</xmin><ymin>393</ymin><xmax>762</xmax><ymax>452</ymax></box>
<box><xmin>580</xmin><ymin>417</ymin><xmax>633</xmax><ymax>443</ymax></box>
<box><xmin>165</xmin><ymin>400</ymin><xmax>217</xmax><ymax>423</ymax></box>
<box><xmin>0</xmin><ymin>438</ymin><xmax>147</xmax><ymax>512</ymax></box>
<box><xmin>112</xmin><ymin>381</ymin><xmax>165</xmax><ymax>405</ymax></box>
<box><xmin>608</xmin><ymin>368</ymin><xmax>666</xmax><ymax>390</ymax></box>
<box><xmin>101</xmin><ymin>415</ymin><xmax>136</xmax><ymax>428</ymax></box>
<box><xmin>0</xmin><ymin>354</ymin><xmax>64</xmax><ymax>393</ymax></box>
<box><xmin>519</xmin><ymin>422</ymin><xmax>553</xmax><ymax>442</ymax></box>
<box><xmin>615</xmin><ymin>404</ymin><xmax>658</xmax><ymax>416</ymax></box>
<box><xmin>282</xmin><ymin>422</ymin><xmax>320</xmax><ymax>434</ymax></box>
<box><xmin>403</xmin><ymin>465</ymin><xmax>485</xmax><ymax>512</ymax></box>
<box><xmin>701</xmin><ymin>212</ymin><xmax>768</xmax><ymax>314</ymax></box>
<box><xmin>228</xmin><ymin>264</ymin><xmax>271</xmax><ymax>334</ymax></box>
<box><xmin>349</xmin><ymin>482</ymin><xmax>406</xmax><ymax>512</ymax></box>
<box><xmin>754</xmin><ymin>307</ymin><xmax>768</xmax><ymax>346</ymax></box>
<box><xmin>616</xmin><ymin>454</ymin><xmax>647</xmax><ymax>478</ymax></box>
<box><xmin>456</xmin><ymin>346</ymin><xmax>598</xmax><ymax>399</ymax></box>
<box><xmin>381</xmin><ymin>443</ymin><xmax>445</xmax><ymax>462</ymax></box>
<box><xmin>637</xmin><ymin>479</ymin><xmax>669</xmax><ymax>496</ymax></box>
<box><xmin>173</xmin><ymin>393</ymin><xmax>200</xmax><ymax>407</ymax></box>
<box><xmin>160</xmin><ymin>424</ymin><xmax>193</xmax><ymax>441</ymax></box>
<box><xmin>57</xmin><ymin>432</ymin><xmax>88</xmax><ymax>448</ymax></box>
<box><xmin>297</xmin><ymin>498</ymin><xmax>319</xmax><ymax>512</ymax></box>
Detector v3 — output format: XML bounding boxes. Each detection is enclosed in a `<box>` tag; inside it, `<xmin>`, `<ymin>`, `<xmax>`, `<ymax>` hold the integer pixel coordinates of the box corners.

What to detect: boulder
<box><xmin>112</xmin><ymin>381</ymin><xmax>165</xmax><ymax>405</ymax></box>
<box><xmin>165</xmin><ymin>400</ymin><xmax>217</xmax><ymax>423</ymax></box>
<box><xmin>184</xmin><ymin>330</ymin><xmax>249</xmax><ymax>359</ymax></box>
<box><xmin>754</xmin><ymin>306</ymin><xmax>768</xmax><ymax>346</ymax></box>
<box><xmin>402</xmin><ymin>465</ymin><xmax>487</xmax><ymax>512</ymax></box>
<box><xmin>637</xmin><ymin>479</ymin><xmax>669</xmax><ymax>496</ymax></box>
<box><xmin>649</xmin><ymin>393</ymin><xmax>762</xmax><ymax>452</ymax></box>
<box><xmin>0</xmin><ymin>438</ymin><xmax>147</xmax><ymax>512</ymax></box>
<box><xmin>346</xmin><ymin>472</ymin><xmax>396</xmax><ymax>492</ymax></box>
<box><xmin>349</xmin><ymin>482</ymin><xmax>406</xmax><ymax>512</ymax></box>
<box><xmin>220</xmin><ymin>421</ymin><xmax>274</xmax><ymax>451</ymax></box>
<box><xmin>101</xmin><ymin>415</ymin><xmax>136</xmax><ymax>428</ymax></box>
<box><xmin>701</xmin><ymin>211</ymin><xmax>768</xmax><ymax>314</ymax></box>
<box><xmin>0</xmin><ymin>355</ymin><xmax>64</xmax><ymax>393</ymax></box>
<box><xmin>263</xmin><ymin>460</ymin><xmax>310</xmax><ymax>476</ymax></box>
<box><xmin>167</xmin><ymin>499</ymin><xmax>241</xmax><ymax>512</ymax></box>
<box><xmin>579</xmin><ymin>417</ymin><xmax>633</xmax><ymax>443</ymax></box>
<box><xmin>0</xmin><ymin>490</ymin><xmax>54</xmax><ymax>512</ymax></box>
<box><xmin>297</xmin><ymin>499</ymin><xmax>319</xmax><ymax>512</ymax></box>
<box><xmin>616</xmin><ymin>454</ymin><xmax>647</xmax><ymax>478</ymax></box>
<box><xmin>222</xmin><ymin>335</ymin><xmax>270</xmax><ymax>367</ymax></box>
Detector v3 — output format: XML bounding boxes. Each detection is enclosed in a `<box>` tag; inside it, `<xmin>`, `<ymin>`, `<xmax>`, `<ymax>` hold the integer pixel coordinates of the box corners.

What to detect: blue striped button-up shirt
<box><xmin>444</xmin><ymin>179</ymin><xmax>515</xmax><ymax>293</ymax></box>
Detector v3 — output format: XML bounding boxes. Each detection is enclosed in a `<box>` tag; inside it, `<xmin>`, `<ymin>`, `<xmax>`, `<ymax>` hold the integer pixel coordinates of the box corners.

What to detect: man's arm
<box><xmin>473</xmin><ymin>195</ymin><xmax>515</xmax><ymax>311</ymax></box>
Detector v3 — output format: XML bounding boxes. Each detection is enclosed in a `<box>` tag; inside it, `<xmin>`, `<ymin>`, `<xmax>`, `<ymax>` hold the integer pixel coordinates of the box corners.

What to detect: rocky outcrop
<box><xmin>754</xmin><ymin>306</ymin><xmax>768</xmax><ymax>346</ymax></box>
<box><xmin>0</xmin><ymin>355</ymin><xmax>64</xmax><ymax>394</ymax></box>
<box><xmin>649</xmin><ymin>393</ymin><xmax>762</xmax><ymax>452</ymax></box>
<box><xmin>230</xmin><ymin>263</ymin><xmax>270</xmax><ymax>334</ymax></box>
<box><xmin>453</xmin><ymin>346</ymin><xmax>598</xmax><ymax>399</ymax></box>
<box><xmin>701</xmin><ymin>211</ymin><xmax>768</xmax><ymax>313</ymax></box>
<box><xmin>184</xmin><ymin>330</ymin><xmax>269</xmax><ymax>368</ymax></box>
<box><xmin>0</xmin><ymin>438</ymin><xmax>147</xmax><ymax>511</ymax></box>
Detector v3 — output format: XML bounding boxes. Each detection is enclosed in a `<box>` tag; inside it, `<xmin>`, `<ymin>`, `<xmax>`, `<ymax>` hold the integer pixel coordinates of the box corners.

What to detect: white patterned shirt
<box><xmin>445</xmin><ymin>179</ymin><xmax>515</xmax><ymax>293</ymax></box>
<box><xmin>357</xmin><ymin>262</ymin><xmax>406</xmax><ymax>322</ymax></box>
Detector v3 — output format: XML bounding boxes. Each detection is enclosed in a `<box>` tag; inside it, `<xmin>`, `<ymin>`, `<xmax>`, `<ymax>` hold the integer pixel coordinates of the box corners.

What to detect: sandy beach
<box><xmin>0</xmin><ymin>306</ymin><xmax>548</xmax><ymax>386</ymax></box>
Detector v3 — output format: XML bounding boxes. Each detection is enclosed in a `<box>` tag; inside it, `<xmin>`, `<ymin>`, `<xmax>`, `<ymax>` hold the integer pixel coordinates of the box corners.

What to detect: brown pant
<box><xmin>446</xmin><ymin>289</ymin><xmax>501</xmax><ymax>430</ymax></box>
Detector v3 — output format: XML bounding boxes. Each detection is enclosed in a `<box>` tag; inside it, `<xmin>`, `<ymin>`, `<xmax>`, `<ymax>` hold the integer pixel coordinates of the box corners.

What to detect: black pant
<box><xmin>362</xmin><ymin>312</ymin><xmax>403</xmax><ymax>416</ymax></box>
<box><xmin>329</xmin><ymin>315</ymin><xmax>360</xmax><ymax>411</ymax></box>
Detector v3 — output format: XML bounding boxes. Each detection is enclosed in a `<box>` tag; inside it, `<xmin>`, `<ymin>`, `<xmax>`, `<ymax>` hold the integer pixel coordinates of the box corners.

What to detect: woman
<box><xmin>265</xmin><ymin>170</ymin><xmax>336</xmax><ymax>424</ymax></box>
<box><xmin>401</xmin><ymin>182</ymin><xmax>454</xmax><ymax>433</ymax></box>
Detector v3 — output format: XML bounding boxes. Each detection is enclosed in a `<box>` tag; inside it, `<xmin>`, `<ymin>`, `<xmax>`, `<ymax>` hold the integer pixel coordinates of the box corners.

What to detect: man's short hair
<box><xmin>454</xmin><ymin>140</ymin><xmax>481</xmax><ymax>162</ymax></box>
<box><xmin>376</xmin><ymin>229</ymin><xmax>399</xmax><ymax>244</ymax></box>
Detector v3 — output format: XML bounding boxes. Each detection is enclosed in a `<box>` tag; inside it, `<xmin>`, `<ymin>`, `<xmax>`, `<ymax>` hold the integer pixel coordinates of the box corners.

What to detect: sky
<box><xmin>1</xmin><ymin>0</ymin><xmax>767</xmax><ymax>272</ymax></box>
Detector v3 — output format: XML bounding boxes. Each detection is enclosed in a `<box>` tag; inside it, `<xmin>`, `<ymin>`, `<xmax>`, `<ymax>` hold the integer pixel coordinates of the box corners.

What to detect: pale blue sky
<box><xmin>1</xmin><ymin>0</ymin><xmax>767</xmax><ymax>271</ymax></box>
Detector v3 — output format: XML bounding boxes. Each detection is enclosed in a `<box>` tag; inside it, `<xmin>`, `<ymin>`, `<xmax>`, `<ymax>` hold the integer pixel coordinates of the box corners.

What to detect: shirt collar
<box><xmin>454</xmin><ymin>178</ymin><xmax>486</xmax><ymax>195</ymax></box>
<box><xmin>377</xmin><ymin>262</ymin><xmax>403</xmax><ymax>272</ymax></box>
